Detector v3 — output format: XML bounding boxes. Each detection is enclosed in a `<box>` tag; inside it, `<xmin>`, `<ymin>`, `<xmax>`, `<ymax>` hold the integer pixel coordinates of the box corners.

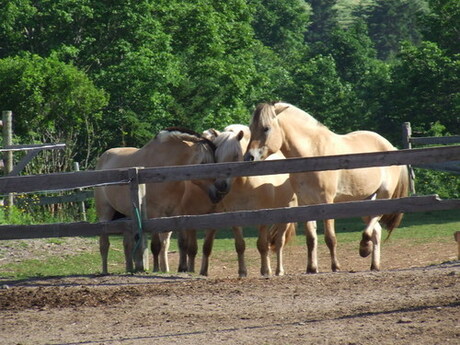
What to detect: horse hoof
<box><xmin>359</xmin><ymin>240</ymin><xmax>373</xmax><ymax>258</ymax></box>
<box><xmin>306</xmin><ymin>267</ymin><xmax>319</xmax><ymax>274</ymax></box>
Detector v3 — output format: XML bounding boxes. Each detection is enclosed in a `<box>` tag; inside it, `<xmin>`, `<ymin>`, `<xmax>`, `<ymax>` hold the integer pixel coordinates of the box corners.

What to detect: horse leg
<box><xmin>324</xmin><ymin>219</ymin><xmax>340</xmax><ymax>272</ymax></box>
<box><xmin>158</xmin><ymin>231</ymin><xmax>172</xmax><ymax>272</ymax></box>
<box><xmin>304</xmin><ymin>221</ymin><xmax>318</xmax><ymax>273</ymax></box>
<box><xmin>274</xmin><ymin>224</ymin><xmax>288</xmax><ymax>276</ymax></box>
<box><xmin>133</xmin><ymin>231</ymin><xmax>148</xmax><ymax>272</ymax></box>
<box><xmin>360</xmin><ymin>216</ymin><xmax>380</xmax><ymax>258</ymax></box>
<box><xmin>151</xmin><ymin>232</ymin><xmax>161</xmax><ymax>272</ymax></box>
<box><xmin>257</xmin><ymin>225</ymin><xmax>271</xmax><ymax>277</ymax></box>
<box><xmin>232</xmin><ymin>226</ymin><xmax>247</xmax><ymax>278</ymax></box>
<box><xmin>187</xmin><ymin>229</ymin><xmax>198</xmax><ymax>273</ymax></box>
<box><xmin>122</xmin><ymin>231</ymin><xmax>134</xmax><ymax>273</ymax></box>
<box><xmin>177</xmin><ymin>230</ymin><xmax>188</xmax><ymax>272</ymax></box>
<box><xmin>370</xmin><ymin>221</ymin><xmax>382</xmax><ymax>271</ymax></box>
<box><xmin>99</xmin><ymin>234</ymin><xmax>110</xmax><ymax>275</ymax></box>
<box><xmin>200</xmin><ymin>229</ymin><xmax>216</xmax><ymax>276</ymax></box>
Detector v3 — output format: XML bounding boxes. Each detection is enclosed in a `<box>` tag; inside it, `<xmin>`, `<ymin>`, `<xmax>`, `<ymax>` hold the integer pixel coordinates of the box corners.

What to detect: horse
<box><xmin>94</xmin><ymin>127</ymin><xmax>216</xmax><ymax>274</ymax></box>
<box><xmin>245</xmin><ymin>102</ymin><xmax>409</xmax><ymax>272</ymax></box>
<box><xmin>205</xmin><ymin>124</ymin><xmax>298</xmax><ymax>277</ymax></box>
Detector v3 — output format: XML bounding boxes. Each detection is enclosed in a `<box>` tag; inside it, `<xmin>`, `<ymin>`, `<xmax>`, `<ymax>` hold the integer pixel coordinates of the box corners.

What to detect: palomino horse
<box><xmin>205</xmin><ymin>124</ymin><xmax>298</xmax><ymax>277</ymax></box>
<box><xmin>94</xmin><ymin>127</ymin><xmax>216</xmax><ymax>274</ymax></box>
<box><xmin>245</xmin><ymin>102</ymin><xmax>409</xmax><ymax>272</ymax></box>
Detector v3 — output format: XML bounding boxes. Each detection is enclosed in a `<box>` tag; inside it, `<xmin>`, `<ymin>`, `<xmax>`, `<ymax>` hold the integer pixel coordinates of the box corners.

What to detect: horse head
<box><xmin>208</xmin><ymin>126</ymin><xmax>249</xmax><ymax>203</ymax></box>
<box><xmin>244</xmin><ymin>102</ymin><xmax>289</xmax><ymax>161</ymax></box>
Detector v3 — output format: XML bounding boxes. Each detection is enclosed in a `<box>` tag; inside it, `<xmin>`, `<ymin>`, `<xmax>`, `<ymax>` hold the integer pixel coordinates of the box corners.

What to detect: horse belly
<box><xmin>335</xmin><ymin>167</ymin><xmax>383</xmax><ymax>202</ymax></box>
<box><xmin>289</xmin><ymin>172</ymin><xmax>335</xmax><ymax>205</ymax></box>
<box><xmin>97</xmin><ymin>184</ymin><xmax>133</xmax><ymax>217</ymax></box>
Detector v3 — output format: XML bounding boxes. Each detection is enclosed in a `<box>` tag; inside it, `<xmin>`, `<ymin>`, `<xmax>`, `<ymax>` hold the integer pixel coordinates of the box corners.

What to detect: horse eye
<box><xmin>263</xmin><ymin>126</ymin><xmax>270</xmax><ymax>133</ymax></box>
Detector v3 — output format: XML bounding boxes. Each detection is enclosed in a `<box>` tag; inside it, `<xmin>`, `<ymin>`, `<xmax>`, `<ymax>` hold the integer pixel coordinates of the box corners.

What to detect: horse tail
<box><xmin>380</xmin><ymin>165</ymin><xmax>410</xmax><ymax>236</ymax></box>
<box><xmin>268</xmin><ymin>222</ymin><xmax>297</xmax><ymax>252</ymax></box>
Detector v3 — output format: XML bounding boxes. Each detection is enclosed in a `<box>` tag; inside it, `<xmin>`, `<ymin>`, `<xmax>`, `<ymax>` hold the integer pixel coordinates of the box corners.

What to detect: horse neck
<box><xmin>138</xmin><ymin>138</ymin><xmax>198</xmax><ymax>167</ymax></box>
<box><xmin>277</xmin><ymin>109</ymin><xmax>333</xmax><ymax>157</ymax></box>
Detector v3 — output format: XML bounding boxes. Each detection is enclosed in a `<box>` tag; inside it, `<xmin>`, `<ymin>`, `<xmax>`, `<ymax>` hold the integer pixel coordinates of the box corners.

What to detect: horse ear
<box><xmin>237</xmin><ymin>130</ymin><xmax>244</xmax><ymax>141</ymax></box>
<box><xmin>202</xmin><ymin>128</ymin><xmax>220</xmax><ymax>141</ymax></box>
<box><xmin>274</xmin><ymin>104</ymin><xmax>290</xmax><ymax>115</ymax></box>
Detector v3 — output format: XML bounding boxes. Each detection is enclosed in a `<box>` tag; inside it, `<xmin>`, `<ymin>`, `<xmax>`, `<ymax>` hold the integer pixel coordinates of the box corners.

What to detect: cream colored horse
<box><xmin>245</xmin><ymin>102</ymin><xmax>409</xmax><ymax>272</ymax></box>
<box><xmin>205</xmin><ymin>125</ymin><xmax>298</xmax><ymax>277</ymax></box>
<box><xmin>94</xmin><ymin>127</ymin><xmax>216</xmax><ymax>274</ymax></box>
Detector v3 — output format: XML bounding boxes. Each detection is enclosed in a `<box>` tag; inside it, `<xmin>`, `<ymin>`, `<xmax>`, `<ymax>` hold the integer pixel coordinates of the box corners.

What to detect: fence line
<box><xmin>0</xmin><ymin>144</ymin><xmax>459</xmax><ymax>242</ymax></box>
<box><xmin>1</xmin><ymin>144</ymin><xmax>460</xmax><ymax>195</ymax></box>
<box><xmin>1</xmin><ymin>195</ymin><xmax>459</xmax><ymax>241</ymax></box>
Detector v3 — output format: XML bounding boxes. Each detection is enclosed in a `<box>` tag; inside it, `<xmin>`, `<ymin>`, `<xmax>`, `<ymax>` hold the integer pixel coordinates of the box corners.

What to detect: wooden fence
<box><xmin>402</xmin><ymin>122</ymin><xmax>460</xmax><ymax>193</ymax></box>
<box><xmin>0</xmin><ymin>144</ymin><xmax>460</xmax><ymax>242</ymax></box>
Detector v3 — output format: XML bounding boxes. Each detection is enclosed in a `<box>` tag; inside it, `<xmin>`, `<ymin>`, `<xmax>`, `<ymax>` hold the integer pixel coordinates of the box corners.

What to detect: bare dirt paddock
<box><xmin>0</xmin><ymin>241</ymin><xmax>459</xmax><ymax>345</ymax></box>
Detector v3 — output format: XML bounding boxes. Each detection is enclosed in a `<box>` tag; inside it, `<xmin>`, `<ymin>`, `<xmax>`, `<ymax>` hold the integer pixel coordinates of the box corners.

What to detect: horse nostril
<box><xmin>244</xmin><ymin>152</ymin><xmax>254</xmax><ymax>161</ymax></box>
<box><xmin>215</xmin><ymin>180</ymin><xmax>227</xmax><ymax>192</ymax></box>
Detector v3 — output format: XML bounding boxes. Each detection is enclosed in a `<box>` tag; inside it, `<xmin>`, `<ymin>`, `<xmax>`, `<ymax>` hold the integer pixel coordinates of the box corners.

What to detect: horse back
<box><xmin>96</xmin><ymin>147</ymin><xmax>139</xmax><ymax>170</ymax></box>
<box><xmin>340</xmin><ymin>130</ymin><xmax>396</xmax><ymax>154</ymax></box>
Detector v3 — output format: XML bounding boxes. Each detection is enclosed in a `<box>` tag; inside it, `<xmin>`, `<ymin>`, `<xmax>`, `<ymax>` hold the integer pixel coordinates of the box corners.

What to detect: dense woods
<box><xmin>0</xmin><ymin>0</ymin><xmax>458</xmax><ymax>197</ymax></box>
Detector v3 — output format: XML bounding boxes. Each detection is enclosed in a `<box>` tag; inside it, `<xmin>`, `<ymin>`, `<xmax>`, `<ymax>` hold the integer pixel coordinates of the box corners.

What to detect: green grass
<box><xmin>0</xmin><ymin>210</ymin><xmax>458</xmax><ymax>281</ymax></box>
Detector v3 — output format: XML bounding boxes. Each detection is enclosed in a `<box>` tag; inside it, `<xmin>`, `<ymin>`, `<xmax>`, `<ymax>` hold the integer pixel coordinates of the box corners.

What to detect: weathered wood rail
<box><xmin>0</xmin><ymin>144</ymin><xmax>459</xmax><ymax>241</ymax></box>
<box><xmin>1</xmin><ymin>195</ymin><xmax>458</xmax><ymax>240</ymax></box>
<box><xmin>1</xmin><ymin>145</ymin><xmax>460</xmax><ymax>194</ymax></box>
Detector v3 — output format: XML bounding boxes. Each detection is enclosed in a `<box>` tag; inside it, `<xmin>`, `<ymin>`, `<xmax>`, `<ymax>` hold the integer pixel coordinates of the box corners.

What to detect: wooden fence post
<box><xmin>2</xmin><ymin>111</ymin><xmax>14</xmax><ymax>211</ymax></box>
<box><xmin>128</xmin><ymin>167</ymin><xmax>149</xmax><ymax>272</ymax></box>
<box><xmin>73</xmin><ymin>162</ymin><xmax>87</xmax><ymax>221</ymax></box>
<box><xmin>402</xmin><ymin>122</ymin><xmax>416</xmax><ymax>194</ymax></box>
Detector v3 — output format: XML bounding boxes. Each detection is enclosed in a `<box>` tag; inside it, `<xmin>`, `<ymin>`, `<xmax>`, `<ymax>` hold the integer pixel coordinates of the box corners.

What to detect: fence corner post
<box><xmin>2</xmin><ymin>111</ymin><xmax>14</xmax><ymax>212</ymax></box>
<box><xmin>402</xmin><ymin>122</ymin><xmax>412</xmax><ymax>150</ymax></box>
<box><xmin>128</xmin><ymin>167</ymin><xmax>149</xmax><ymax>272</ymax></box>
<box><xmin>402</xmin><ymin>122</ymin><xmax>416</xmax><ymax>195</ymax></box>
<box><xmin>73</xmin><ymin>162</ymin><xmax>87</xmax><ymax>221</ymax></box>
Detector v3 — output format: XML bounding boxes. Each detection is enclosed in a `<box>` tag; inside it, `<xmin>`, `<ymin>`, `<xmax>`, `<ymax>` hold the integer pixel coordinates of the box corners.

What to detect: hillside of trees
<box><xmin>0</xmin><ymin>0</ymin><xmax>458</xmax><ymax>197</ymax></box>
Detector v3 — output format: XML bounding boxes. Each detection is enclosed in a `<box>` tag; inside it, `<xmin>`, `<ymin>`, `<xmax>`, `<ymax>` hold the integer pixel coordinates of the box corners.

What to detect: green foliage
<box><xmin>0</xmin><ymin>53</ymin><xmax>108</xmax><ymax>170</ymax></box>
<box><xmin>414</xmin><ymin>169</ymin><xmax>460</xmax><ymax>199</ymax></box>
<box><xmin>358</xmin><ymin>0</ymin><xmax>428</xmax><ymax>60</ymax></box>
<box><xmin>376</xmin><ymin>41</ymin><xmax>459</xmax><ymax>143</ymax></box>
<box><xmin>305</xmin><ymin>0</ymin><xmax>340</xmax><ymax>45</ymax></box>
<box><xmin>421</xmin><ymin>0</ymin><xmax>460</xmax><ymax>56</ymax></box>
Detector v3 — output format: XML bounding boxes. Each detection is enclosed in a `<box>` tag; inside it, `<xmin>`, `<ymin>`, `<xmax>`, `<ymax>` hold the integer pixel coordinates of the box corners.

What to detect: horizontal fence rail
<box><xmin>1</xmin><ymin>195</ymin><xmax>459</xmax><ymax>240</ymax></box>
<box><xmin>409</xmin><ymin>136</ymin><xmax>460</xmax><ymax>146</ymax></box>
<box><xmin>0</xmin><ymin>143</ymin><xmax>66</xmax><ymax>153</ymax></box>
<box><xmin>1</xmin><ymin>145</ymin><xmax>460</xmax><ymax>194</ymax></box>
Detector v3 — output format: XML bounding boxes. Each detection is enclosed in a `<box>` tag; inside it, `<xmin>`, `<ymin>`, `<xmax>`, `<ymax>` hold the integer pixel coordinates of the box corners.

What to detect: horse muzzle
<box><xmin>208</xmin><ymin>185</ymin><xmax>226</xmax><ymax>204</ymax></box>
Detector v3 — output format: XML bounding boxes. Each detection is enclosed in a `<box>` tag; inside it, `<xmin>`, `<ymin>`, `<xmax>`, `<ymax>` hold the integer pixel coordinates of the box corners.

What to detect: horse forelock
<box><xmin>252</xmin><ymin>103</ymin><xmax>277</xmax><ymax>128</ymax></box>
<box><xmin>214</xmin><ymin>131</ymin><xmax>243</xmax><ymax>161</ymax></box>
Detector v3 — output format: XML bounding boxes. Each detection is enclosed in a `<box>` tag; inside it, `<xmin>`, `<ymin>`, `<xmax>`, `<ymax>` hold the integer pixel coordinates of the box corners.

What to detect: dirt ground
<box><xmin>0</xmin><ymin>237</ymin><xmax>459</xmax><ymax>345</ymax></box>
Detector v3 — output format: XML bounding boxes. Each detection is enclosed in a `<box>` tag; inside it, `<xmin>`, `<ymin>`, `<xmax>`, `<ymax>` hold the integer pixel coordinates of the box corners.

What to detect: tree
<box><xmin>286</xmin><ymin>55</ymin><xmax>359</xmax><ymax>132</ymax></box>
<box><xmin>0</xmin><ymin>53</ymin><xmax>108</xmax><ymax>170</ymax></box>
<box><xmin>421</xmin><ymin>0</ymin><xmax>460</xmax><ymax>56</ymax></box>
<box><xmin>358</xmin><ymin>0</ymin><xmax>428</xmax><ymax>60</ymax></box>
<box><xmin>376</xmin><ymin>42</ymin><xmax>460</xmax><ymax>143</ymax></box>
<box><xmin>250</xmin><ymin>0</ymin><xmax>310</xmax><ymax>61</ymax></box>
<box><xmin>305</xmin><ymin>0</ymin><xmax>340</xmax><ymax>48</ymax></box>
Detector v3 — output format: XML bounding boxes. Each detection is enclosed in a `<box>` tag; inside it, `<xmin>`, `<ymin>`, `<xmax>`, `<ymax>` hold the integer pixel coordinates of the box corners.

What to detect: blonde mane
<box><xmin>252</xmin><ymin>102</ymin><xmax>322</xmax><ymax>129</ymax></box>
<box><xmin>157</xmin><ymin>127</ymin><xmax>215</xmax><ymax>163</ymax></box>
